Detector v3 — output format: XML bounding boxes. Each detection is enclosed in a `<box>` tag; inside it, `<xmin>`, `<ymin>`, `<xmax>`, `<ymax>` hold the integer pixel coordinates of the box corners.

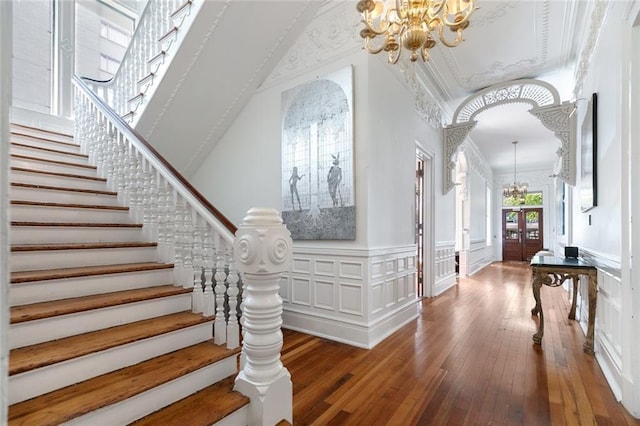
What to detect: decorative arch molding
<box><xmin>443</xmin><ymin>79</ymin><xmax>576</xmax><ymax>194</ymax></box>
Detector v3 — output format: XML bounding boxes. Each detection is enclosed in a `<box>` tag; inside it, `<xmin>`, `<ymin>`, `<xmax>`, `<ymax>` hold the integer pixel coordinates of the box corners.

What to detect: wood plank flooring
<box><xmin>282</xmin><ymin>261</ymin><xmax>640</xmax><ymax>425</ymax></box>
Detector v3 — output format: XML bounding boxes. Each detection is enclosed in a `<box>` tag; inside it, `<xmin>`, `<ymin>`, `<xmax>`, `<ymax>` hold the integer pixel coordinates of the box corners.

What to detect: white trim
<box><xmin>283</xmin><ymin>300</ymin><xmax>420</xmax><ymax>349</ymax></box>
<box><xmin>0</xmin><ymin>0</ymin><xmax>11</xmax><ymax>421</ymax></box>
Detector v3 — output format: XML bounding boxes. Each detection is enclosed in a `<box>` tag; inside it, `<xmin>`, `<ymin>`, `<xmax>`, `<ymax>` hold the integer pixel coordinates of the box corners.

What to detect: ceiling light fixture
<box><xmin>503</xmin><ymin>141</ymin><xmax>528</xmax><ymax>203</ymax></box>
<box><xmin>356</xmin><ymin>0</ymin><xmax>476</xmax><ymax>64</ymax></box>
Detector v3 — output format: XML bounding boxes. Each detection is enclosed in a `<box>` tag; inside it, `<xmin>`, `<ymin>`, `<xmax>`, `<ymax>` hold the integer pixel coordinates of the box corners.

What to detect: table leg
<box><xmin>583</xmin><ymin>271</ymin><xmax>598</xmax><ymax>354</ymax></box>
<box><xmin>531</xmin><ymin>270</ymin><xmax>544</xmax><ymax>345</ymax></box>
<box><xmin>568</xmin><ymin>274</ymin><xmax>579</xmax><ymax>320</ymax></box>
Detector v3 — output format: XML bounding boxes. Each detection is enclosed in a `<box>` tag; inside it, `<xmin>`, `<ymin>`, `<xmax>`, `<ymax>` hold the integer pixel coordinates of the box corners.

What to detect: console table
<box><xmin>530</xmin><ymin>255</ymin><xmax>598</xmax><ymax>354</ymax></box>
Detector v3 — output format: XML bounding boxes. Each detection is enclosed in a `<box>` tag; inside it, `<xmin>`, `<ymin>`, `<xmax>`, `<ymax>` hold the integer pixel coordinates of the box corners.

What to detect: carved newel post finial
<box><xmin>233</xmin><ymin>208</ymin><xmax>293</xmax><ymax>426</ymax></box>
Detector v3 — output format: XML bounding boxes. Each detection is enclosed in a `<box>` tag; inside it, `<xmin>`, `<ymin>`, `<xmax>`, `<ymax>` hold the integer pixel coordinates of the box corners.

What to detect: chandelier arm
<box><xmin>361</xmin><ymin>15</ymin><xmax>392</xmax><ymax>35</ymax></box>
<box><xmin>437</xmin><ymin>25</ymin><xmax>464</xmax><ymax>48</ymax></box>
<box><xmin>427</xmin><ymin>0</ymin><xmax>446</xmax><ymax>18</ymax></box>
<box><xmin>363</xmin><ymin>37</ymin><xmax>387</xmax><ymax>54</ymax></box>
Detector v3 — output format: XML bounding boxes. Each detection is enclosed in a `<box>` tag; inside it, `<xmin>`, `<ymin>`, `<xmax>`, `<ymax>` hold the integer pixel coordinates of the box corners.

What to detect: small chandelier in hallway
<box><xmin>356</xmin><ymin>0</ymin><xmax>476</xmax><ymax>64</ymax></box>
<box><xmin>503</xmin><ymin>141</ymin><xmax>528</xmax><ymax>203</ymax></box>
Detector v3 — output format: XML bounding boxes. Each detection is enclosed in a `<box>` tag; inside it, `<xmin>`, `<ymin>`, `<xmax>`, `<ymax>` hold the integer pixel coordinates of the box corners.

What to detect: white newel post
<box><xmin>233</xmin><ymin>208</ymin><xmax>293</xmax><ymax>426</ymax></box>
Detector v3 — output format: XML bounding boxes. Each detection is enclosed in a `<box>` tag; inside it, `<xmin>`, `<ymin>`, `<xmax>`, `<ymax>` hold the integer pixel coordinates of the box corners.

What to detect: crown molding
<box><xmin>573</xmin><ymin>0</ymin><xmax>609</xmax><ymax>98</ymax></box>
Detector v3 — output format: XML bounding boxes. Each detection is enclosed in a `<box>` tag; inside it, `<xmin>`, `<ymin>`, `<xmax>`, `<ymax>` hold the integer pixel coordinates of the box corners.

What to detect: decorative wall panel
<box><xmin>281</xmin><ymin>245</ymin><xmax>419</xmax><ymax>348</ymax></box>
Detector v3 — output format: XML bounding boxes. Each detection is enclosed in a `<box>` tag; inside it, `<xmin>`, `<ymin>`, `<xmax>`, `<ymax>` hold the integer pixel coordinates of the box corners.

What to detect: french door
<box><xmin>502</xmin><ymin>208</ymin><xmax>543</xmax><ymax>261</ymax></box>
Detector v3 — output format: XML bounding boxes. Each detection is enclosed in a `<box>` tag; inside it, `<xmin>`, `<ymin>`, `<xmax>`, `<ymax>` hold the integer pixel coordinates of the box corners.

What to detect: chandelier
<box><xmin>356</xmin><ymin>0</ymin><xmax>476</xmax><ymax>64</ymax></box>
<box><xmin>503</xmin><ymin>141</ymin><xmax>528</xmax><ymax>203</ymax></box>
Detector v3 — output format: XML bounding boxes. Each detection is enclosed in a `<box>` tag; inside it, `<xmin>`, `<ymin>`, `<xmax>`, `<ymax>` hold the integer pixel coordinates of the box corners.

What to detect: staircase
<box><xmin>7</xmin><ymin>123</ymin><xmax>249</xmax><ymax>424</ymax></box>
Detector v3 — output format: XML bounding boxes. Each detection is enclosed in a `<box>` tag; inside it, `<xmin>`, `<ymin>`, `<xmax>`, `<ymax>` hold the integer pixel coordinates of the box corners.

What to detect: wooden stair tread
<box><xmin>131</xmin><ymin>375</ymin><xmax>249</xmax><ymax>426</ymax></box>
<box><xmin>11</xmin><ymin>221</ymin><xmax>141</xmax><ymax>228</ymax></box>
<box><xmin>9</xmin><ymin>311</ymin><xmax>213</xmax><ymax>375</ymax></box>
<box><xmin>11</xmin><ymin>285</ymin><xmax>189</xmax><ymax>323</ymax></box>
<box><xmin>11</xmin><ymin>167</ymin><xmax>106</xmax><ymax>182</ymax></box>
<box><xmin>10</xmin><ymin>132</ymin><xmax>77</xmax><ymax>148</ymax></box>
<box><xmin>11</xmin><ymin>124</ymin><xmax>74</xmax><ymax>139</ymax></box>
<box><xmin>11</xmin><ymin>241</ymin><xmax>157</xmax><ymax>252</ymax></box>
<box><xmin>11</xmin><ymin>200</ymin><xmax>127</xmax><ymax>210</ymax></box>
<box><xmin>11</xmin><ymin>262</ymin><xmax>173</xmax><ymax>284</ymax></box>
<box><xmin>8</xmin><ymin>340</ymin><xmax>238</xmax><ymax>425</ymax></box>
<box><xmin>11</xmin><ymin>154</ymin><xmax>95</xmax><ymax>170</ymax></box>
<box><xmin>11</xmin><ymin>142</ymin><xmax>87</xmax><ymax>158</ymax></box>
<box><xmin>11</xmin><ymin>182</ymin><xmax>117</xmax><ymax>195</ymax></box>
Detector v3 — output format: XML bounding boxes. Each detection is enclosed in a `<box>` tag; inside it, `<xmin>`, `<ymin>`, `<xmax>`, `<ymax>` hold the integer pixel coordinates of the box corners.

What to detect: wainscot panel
<box><xmin>280</xmin><ymin>245</ymin><xmax>419</xmax><ymax>348</ymax></box>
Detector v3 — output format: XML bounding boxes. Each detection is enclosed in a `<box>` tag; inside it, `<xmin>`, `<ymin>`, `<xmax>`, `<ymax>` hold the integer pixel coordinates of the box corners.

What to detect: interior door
<box><xmin>502</xmin><ymin>208</ymin><xmax>544</xmax><ymax>261</ymax></box>
<box><xmin>523</xmin><ymin>208</ymin><xmax>543</xmax><ymax>260</ymax></box>
<box><xmin>502</xmin><ymin>210</ymin><xmax>523</xmax><ymax>261</ymax></box>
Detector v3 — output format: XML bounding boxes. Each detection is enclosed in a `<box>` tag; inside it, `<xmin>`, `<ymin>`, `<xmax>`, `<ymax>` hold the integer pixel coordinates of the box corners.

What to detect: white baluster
<box><xmin>156</xmin><ymin>178</ymin><xmax>168</xmax><ymax>261</ymax></box>
<box><xmin>182</xmin><ymin>204</ymin><xmax>194</xmax><ymax>287</ymax></box>
<box><xmin>191</xmin><ymin>217</ymin><xmax>204</xmax><ymax>314</ymax></box>
<box><xmin>226</xmin><ymin>247</ymin><xmax>240</xmax><ymax>349</ymax></box>
<box><xmin>202</xmin><ymin>225</ymin><xmax>215</xmax><ymax>316</ymax></box>
<box><xmin>234</xmin><ymin>208</ymin><xmax>293</xmax><ymax>426</ymax></box>
<box><xmin>214</xmin><ymin>237</ymin><xmax>228</xmax><ymax>345</ymax></box>
<box><xmin>173</xmin><ymin>198</ymin><xmax>185</xmax><ymax>287</ymax></box>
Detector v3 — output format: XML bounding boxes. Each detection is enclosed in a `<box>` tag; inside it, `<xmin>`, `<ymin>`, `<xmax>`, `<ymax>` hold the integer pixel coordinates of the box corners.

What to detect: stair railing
<box><xmin>87</xmin><ymin>0</ymin><xmax>198</xmax><ymax>123</ymax></box>
<box><xmin>73</xmin><ymin>75</ymin><xmax>241</xmax><ymax>349</ymax></box>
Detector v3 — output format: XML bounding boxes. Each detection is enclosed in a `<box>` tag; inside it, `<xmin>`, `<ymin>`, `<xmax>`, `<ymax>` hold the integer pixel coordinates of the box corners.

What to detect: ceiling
<box><xmin>413</xmin><ymin>0</ymin><xmax>591</xmax><ymax>174</ymax></box>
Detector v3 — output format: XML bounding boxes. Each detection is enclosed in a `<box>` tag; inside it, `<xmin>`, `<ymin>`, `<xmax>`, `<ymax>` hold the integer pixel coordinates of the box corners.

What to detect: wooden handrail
<box><xmin>73</xmin><ymin>75</ymin><xmax>237</xmax><ymax>235</ymax></box>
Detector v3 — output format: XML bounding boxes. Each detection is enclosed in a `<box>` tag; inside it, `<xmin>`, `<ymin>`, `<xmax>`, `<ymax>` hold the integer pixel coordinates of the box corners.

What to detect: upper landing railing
<box><xmin>87</xmin><ymin>0</ymin><xmax>198</xmax><ymax>123</ymax></box>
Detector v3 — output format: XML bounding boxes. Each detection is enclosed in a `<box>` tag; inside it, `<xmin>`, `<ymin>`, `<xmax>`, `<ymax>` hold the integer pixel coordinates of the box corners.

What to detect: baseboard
<box><xmin>433</xmin><ymin>273</ymin><xmax>456</xmax><ymax>297</ymax></box>
<box><xmin>283</xmin><ymin>299</ymin><xmax>420</xmax><ymax>349</ymax></box>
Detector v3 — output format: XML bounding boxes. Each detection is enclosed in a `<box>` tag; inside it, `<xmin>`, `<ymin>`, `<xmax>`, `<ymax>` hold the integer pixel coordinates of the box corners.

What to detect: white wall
<box><xmin>569</xmin><ymin>0</ymin><xmax>640</xmax><ymax>416</ymax></box>
<box><xmin>188</xmin><ymin>40</ymin><xmax>427</xmax><ymax>346</ymax></box>
<box><xmin>0</xmin><ymin>1</ymin><xmax>11</xmax><ymax>421</ymax></box>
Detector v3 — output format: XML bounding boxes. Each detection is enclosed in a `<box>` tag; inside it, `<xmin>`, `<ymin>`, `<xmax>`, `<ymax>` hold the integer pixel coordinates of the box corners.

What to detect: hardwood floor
<box><xmin>282</xmin><ymin>261</ymin><xmax>640</xmax><ymax>425</ymax></box>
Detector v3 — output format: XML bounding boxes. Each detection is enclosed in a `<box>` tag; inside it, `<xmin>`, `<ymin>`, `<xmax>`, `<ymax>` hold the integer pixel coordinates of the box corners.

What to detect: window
<box><xmin>503</xmin><ymin>191</ymin><xmax>543</xmax><ymax>207</ymax></box>
<box><xmin>100</xmin><ymin>20</ymin><xmax>131</xmax><ymax>47</ymax></box>
<box><xmin>99</xmin><ymin>54</ymin><xmax>120</xmax><ymax>76</ymax></box>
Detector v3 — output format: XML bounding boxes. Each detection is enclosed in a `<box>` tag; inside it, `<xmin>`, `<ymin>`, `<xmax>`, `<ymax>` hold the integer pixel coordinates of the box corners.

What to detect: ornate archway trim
<box><xmin>443</xmin><ymin>121</ymin><xmax>476</xmax><ymax>194</ymax></box>
<box><xmin>443</xmin><ymin>79</ymin><xmax>576</xmax><ymax>194</ymax></box>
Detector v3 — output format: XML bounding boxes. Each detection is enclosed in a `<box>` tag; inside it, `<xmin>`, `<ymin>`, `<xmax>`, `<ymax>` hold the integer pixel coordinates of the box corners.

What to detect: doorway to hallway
<box><xmin>502</xmin><ymin>208</ymin><xmax>543</xmax><ymax>261</ymax></box>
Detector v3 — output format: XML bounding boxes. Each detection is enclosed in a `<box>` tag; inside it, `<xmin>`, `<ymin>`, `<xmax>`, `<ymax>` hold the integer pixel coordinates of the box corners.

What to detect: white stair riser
<box><xmin>11</xmin><ymin>204</ymin><xmax>133</xmax><ymax>224</ymax></box>
<box><xmin>11</xmin><ymin>133</ymin><xmax>77</xmax><ymax>150</ymax></box>
<box><xmin>10</xmin><ymin>186</ymin><xmax>120</xmax><ymax>206</ymax></box>
<box><xmin>9</xmin><ymin>293</ymin><xmax>192</xmax><ymax>349</ymax></box>
<box><xmin>11</xmin><ymin>225</ymin><xmax>144</xmax><ymax>244</ymax></box>
<box><xmin>68</xmin><ymin>359</ymin><xmax>238</xmax><ymax>425</ymax></box>
<box><xmin>11</xmin><ymin>245</ymin><xmax>159</xmax><ymax>272</ymax></box>
<box><xmin>8</xmin><ymin>322</ymin><xmax>214</xmax><ymax>404</ymax></box>
<box><xmin>10</xmin><ymin>268</ymin><xmax>173</xmax><ymax>305</ymax></box>
<box><xmin>214</xmin><ymin>407</ymin><xmax>249</xmax><ymax>426</ymax></box>
<box><xmin>10</xmin><ymin>170</ymin><xmax>107</xmax><ymax>192</ymax></box>
<box><xmin>11</xmin><ymin>157</ymin><xmax>97</xmax><ymax>178</ymax></box>
<box><xmin>11</xmin><ymin>144</ymin><xmax>89</xmax><ymax>164</ymax></box>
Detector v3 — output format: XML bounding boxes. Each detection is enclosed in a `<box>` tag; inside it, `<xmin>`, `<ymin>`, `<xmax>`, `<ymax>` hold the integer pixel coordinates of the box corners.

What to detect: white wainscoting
<box><xmin>468</xmin><ymin>239</ymin><xmax>493</xmax><ymax>276</ymax></box>
<box><xmin>434</xmin><ymin>241</ymin><xmax>456</xmax><ymax>296</ymax></box>
<box><xmin>280</xmin><ymin>245</ymin><xmax>420</xmax><ymax>349</ymax></box>
<box><xmin>575</xmin><ymin>251</ymin><xmax>624</xmax><ymax>401</ymax></box>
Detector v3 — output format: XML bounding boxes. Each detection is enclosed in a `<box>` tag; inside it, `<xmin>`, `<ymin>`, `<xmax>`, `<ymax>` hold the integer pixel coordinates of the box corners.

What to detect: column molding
<box><xmin>53</xmin><ymin>0</ymin><xmax>75</xmax><ymax>117</ymax></box>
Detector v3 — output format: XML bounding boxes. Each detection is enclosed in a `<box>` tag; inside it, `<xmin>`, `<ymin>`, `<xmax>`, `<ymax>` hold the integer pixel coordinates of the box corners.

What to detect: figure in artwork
<box><xmin>289</xmin><ymin>166</ymin><xmax>304</xmax><ymax>211</ymax></box>
<box><xmin>327</xmin><ymin>153</ymin><xmax>342</xmax><ymax>207</ymax></box>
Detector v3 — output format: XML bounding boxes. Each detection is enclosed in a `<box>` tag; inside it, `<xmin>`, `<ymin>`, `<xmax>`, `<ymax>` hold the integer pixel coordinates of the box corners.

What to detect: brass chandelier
<box><xmin>503</xmin><ymin>141</ymin><xmax>528</xmax><ymax>203</ymax></box>
<box><xmin>356</xmin><ymin>0</ymin><xmax>476</xmax><ymax>64</ymax></box>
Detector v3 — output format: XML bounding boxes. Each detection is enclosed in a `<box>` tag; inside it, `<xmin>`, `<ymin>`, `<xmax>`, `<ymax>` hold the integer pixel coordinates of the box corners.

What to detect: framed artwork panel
<box><xmin>580</xmin><ymin>92</ymin><xmax>597</xmax><ymax>212</ymax></box>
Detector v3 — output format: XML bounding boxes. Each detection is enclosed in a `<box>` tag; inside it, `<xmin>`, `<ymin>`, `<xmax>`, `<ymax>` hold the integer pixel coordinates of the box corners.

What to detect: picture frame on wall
<box><xmin>580</xmin><ymin>92</ymin><xmax>597</xmax><ymax>212</ymax></box>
